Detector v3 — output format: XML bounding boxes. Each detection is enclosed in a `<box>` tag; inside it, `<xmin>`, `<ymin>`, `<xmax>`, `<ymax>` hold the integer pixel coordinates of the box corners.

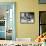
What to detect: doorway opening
<box><xmin>39</xmin><ymin>11</ymin><xmax>46</xmax><ymax>35</ymax></box>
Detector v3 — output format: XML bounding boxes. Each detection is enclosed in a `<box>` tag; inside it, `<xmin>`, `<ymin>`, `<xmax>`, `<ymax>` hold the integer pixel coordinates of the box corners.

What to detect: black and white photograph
<box><xmin>20</xmin><ymin>12</ymin><xmax>34</xmax><ymax>24</ymax></box>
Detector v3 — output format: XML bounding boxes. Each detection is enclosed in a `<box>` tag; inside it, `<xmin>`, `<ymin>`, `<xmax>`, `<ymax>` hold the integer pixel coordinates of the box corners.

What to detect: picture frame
<box><xmin>39</xmin><ymin>0</ymin><xmax>46</xmax><ymax>4</ymax></box>
<box><xmin>20</xmin><ymin>12</ymin><xmax>34</xmax><ymax>24</ymax></box>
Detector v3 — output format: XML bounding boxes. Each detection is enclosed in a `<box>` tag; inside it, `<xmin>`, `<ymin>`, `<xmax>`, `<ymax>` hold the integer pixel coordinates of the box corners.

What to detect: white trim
<box><xmin>10</xmin><ymin>9</ymin><xmax>13</xmax><ymax>18</ymax></box>
<box><xmin>5</xmin><ymin>20</ymin><xmax>6</xmax><ymax>40</ymax></box>
<box><xmin>12</xmin><ymin>4</ymin><xmax>15</xmax><ymax>40</ymax></box>
<box><xmin>16</xmin><ymin>38</ymin><xmax>32</xmax><ymax>42</ymax></box>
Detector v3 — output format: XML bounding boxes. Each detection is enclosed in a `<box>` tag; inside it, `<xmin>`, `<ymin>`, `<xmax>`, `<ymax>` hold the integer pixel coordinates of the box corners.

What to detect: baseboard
<box><xmin>16</xmin><ymin>38</ymin><xmax>32</xmax><ymax>42</ymax></box>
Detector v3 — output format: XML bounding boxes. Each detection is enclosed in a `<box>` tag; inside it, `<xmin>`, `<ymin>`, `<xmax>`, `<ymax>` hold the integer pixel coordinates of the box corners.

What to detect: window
<box><xmin>39</xmin><ymin>11</ymin><xmax>46</xmax><ymax>35</ymax></box>
<box><xmin>0</xmin><ymin>2</ymin><xmax>16</xmax><ymax>40</ymax></box>
<box><xmin>39</xmin><ymin>0</ymin><xmax>46</xmax><ymax>4</ymax></box>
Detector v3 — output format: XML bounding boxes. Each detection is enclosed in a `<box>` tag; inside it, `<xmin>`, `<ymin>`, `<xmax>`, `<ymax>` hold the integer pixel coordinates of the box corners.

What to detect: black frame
<box><xmin>20</xmin><ymin>12</ymin><xmax>34</xmax><ymax>24</ymax></box>
<box><xmin>39</xmin><ymin>11</ymin><xmax>46</xmax><ymax>36</ymax></box>
<box><xmin>39</xmin><ymin>0</ymin><xmax>46</xmax><ymax>4</ymax></box>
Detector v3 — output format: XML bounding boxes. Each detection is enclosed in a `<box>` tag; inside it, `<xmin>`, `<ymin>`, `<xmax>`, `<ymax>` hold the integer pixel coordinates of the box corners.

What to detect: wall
<box><xmin>0</xmin><ymin>0</ymin><xmax>46</xmax><ymax>40</ymax></box>
<box><xmin>16</xmin><ymin>0</ymin><xmax>35</xmax><ymax>39</ymax></box>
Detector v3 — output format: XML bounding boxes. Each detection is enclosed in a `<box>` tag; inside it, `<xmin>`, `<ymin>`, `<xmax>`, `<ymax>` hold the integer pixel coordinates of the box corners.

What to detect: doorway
<box><xmin>39</xmin><ymin>11</ymin><xmax>46</xmax><ymax>35</ymax></box>
<box><xmin>0</xmin><ymin>2</ymin><xmax>16</xmax><ymax>40</ymax></box>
